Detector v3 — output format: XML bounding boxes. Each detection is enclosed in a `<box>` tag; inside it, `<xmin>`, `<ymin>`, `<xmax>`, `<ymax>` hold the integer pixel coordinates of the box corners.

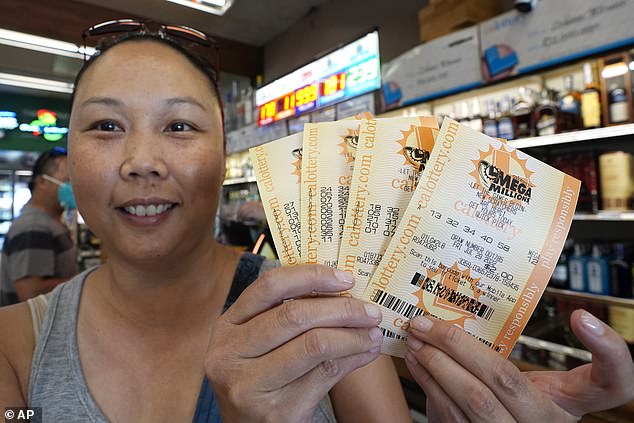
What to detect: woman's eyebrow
<box><xmin>81</xmin><ymin>97</ymin><xmax>123</xmax><ymax>108</ymax></box>
<box><xmin>163</xmin><ymin>97</ymin><xmax>208</xmax><ymax>112</ymax></box>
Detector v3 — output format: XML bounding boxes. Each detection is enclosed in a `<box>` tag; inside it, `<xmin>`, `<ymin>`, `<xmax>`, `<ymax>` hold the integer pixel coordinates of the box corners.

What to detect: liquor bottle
<box><xmin>581</xmin><ymin>62</ymin><xmax>602</xmax><ymax>129</ymax></box>
<box><xmin>497</xmin><ymin>96</ymin><xmax>515</xmax><ymax>140</ymax></box>
<box><xmin>458</xmin><ymin>101</ymin><xmax>471</xmax><ymax>124</ymax></box>
<box><xmin>587</xmin><ymin>244</ymin><xmax>611</xmax><ymax>295</ymax></box>
<box><xmin>559</xmin><ymin>75</ymin><xmax>583</xmax><ymax>131</ymax></box>
<box><xmin>534</xmin><ymin>89</ymin><xmax>558</xmax><ymax>136</ymax></box>
<box><xmin>483</xmin><ymin>98</ymin><xmax>498</xmax><ymax>138</ymax></box>
<box><xmin>469</xmin><ymin>99</ymin><xmax>483</xmax><ymax>133</ymax></box>
<box><xmin>610</xmin><ymin>243</ymin><xmax>633</xmax><ymax>298</ymax></box>
<box><xmin>243</xmin><ymin>85</ymin><xmax>254</xmax><ymax>126</ymax></box>
<box><xmin>608</xmin><ymin>83</ymin><xmax>631</xmax><ymax>124</ymax></box>
<box><xmin>551</xmin><ymin>240</ymin><xmax>572</xmax><ymax>289</ymax></box>
<box><xmin>568</xmin><ymin>244</ymin><xmax>588</xmax><ymax>292</ymax></box>
<box><xmin>511</xmin><ymin>87</ymin><xmax>535</xmax><ymax>138</ymax></box>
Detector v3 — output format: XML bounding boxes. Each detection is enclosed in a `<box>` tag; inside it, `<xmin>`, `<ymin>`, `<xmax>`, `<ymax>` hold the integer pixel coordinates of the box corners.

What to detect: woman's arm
<box><xmin>0</xmin><ymin>303</ymin><xmax>35</xmax><ymax>409</ymax></box>
<box><xmin>330</xmin><ymin>354</ymin><xmax>412</xmax><ymax>423</ymax></box>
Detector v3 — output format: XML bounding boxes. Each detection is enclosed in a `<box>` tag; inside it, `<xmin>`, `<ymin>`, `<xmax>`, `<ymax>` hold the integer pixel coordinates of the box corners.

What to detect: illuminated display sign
<box><xmin>256</xmin><ymin>31</ymin><xmax>380</xmax><ymax>126</ymax></box>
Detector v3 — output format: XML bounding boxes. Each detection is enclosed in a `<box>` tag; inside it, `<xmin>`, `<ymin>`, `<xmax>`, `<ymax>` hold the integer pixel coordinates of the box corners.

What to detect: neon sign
<box><xmin>17</xmin><ymin>109</ymin><xmax>68</xmax><ymax>142</ymax></box>
<box><xmin>256</xmin><ymin>31</ymin><xmax>380</xmax><ymax>126</ymax></box>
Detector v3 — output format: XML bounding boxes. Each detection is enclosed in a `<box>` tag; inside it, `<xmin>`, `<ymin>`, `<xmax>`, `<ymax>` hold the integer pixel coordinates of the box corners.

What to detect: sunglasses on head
<box><xmin>82</xmin><ymin>19</ymin><xmax>220</xmax><ymax>81</ymax></box>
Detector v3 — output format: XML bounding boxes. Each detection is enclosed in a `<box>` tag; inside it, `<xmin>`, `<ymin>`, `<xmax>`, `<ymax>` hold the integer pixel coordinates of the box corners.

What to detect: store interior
<box><xmin>1</xmin><ymin>0</ymin><xmax>634</xmax><ymax>421</ymax></box>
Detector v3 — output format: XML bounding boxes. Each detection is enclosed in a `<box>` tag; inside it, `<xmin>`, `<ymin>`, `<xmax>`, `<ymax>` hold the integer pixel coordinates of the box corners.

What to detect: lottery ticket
<box><xmin>338</xmin><ymin>116</ymin><xmax>439</xmax><ymax>298</ymax></box>
<box><xmin>300</xmin><ymin>120</ymin><xmax>367</xmax><ymax>267</ymax></box>
<box><xmin>250</xmin><ymin>133</ymin><xmax>304</xmax><ymax>266</ymax></box>
<box><xmin>362</xmin><ymin>119</ymin><xmax>580</xmax><ymax>358</ymax></box>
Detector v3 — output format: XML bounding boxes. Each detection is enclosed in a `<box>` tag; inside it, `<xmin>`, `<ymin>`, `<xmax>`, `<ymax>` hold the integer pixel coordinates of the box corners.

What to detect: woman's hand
<box><xmin>404</xmin><ymin>310</ymin><xmax>634</xmax><ymax>422</ymax></box>
<box><xmin>205</xmin><ymin>265</ymin><xmax>383</xmax><ymax>422</ymax></box>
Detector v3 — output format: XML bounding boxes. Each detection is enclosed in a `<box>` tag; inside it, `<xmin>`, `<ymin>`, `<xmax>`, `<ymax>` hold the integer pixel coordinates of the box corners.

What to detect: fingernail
<box><xmin>404</xmin><ymin>350</ymin><xmax>418</xmax><ymax>366</ymax></box>
<box><xmin>581</xmin><ymin>310</ymin><xmax>605</xmax><ymax>336</ymax></box>
<box><xmin>406</xmin><ymin>335</ymin><xmax>424</xmax><ymax>351</ymax></box>
<box><xmin>364</xmin><ymin>303</ymin><xmax>382</xmax><ymax>319</ymax></box>
<box><xmin>411</xmin><ymin>316</ymin><xmax>433</xmax><ymax>332</ymax></box>
<box><xmin>334</xmin><ymin>269</ymin><xmax>355</xmax><ymax>285</ymax></box>
<box><xmin>369</xmin><ymin>327</ymin><xmax>383</xmax><ymax>343</ymax></box>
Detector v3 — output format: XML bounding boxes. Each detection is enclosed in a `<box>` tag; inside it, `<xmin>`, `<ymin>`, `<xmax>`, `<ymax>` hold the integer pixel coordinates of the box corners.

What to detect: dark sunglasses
<box><xmin>82</xmin><ymin>19</ymin><xmax>220</xmax><ymax>81</ymax></box>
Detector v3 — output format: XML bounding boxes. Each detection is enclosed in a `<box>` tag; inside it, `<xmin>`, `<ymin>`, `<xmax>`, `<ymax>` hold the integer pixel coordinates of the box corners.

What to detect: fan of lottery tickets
<box><xmin>250</xmin><ymin>114</ymin><xmax>580</xmax><ymax>358</ymax></box>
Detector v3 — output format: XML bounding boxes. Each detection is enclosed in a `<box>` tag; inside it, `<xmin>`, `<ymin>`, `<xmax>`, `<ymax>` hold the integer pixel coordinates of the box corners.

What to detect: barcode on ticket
<box><xmin>372</xmin><ymin>288</ymin><xmax>495</xmax><ymax>321</ymax></box>
<box><xmin>380</xmin><ymin>327</ymin><xmax>405</xmax><ymax>340</ymax></box>
<box><xmin>371</xmin><ymin>290</ymin><xmax>425</xmax><ymax>320</ymax></box>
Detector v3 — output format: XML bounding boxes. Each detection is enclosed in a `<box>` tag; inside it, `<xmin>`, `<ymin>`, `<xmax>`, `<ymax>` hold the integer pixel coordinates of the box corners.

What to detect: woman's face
<box><xmin>68</xmin><ymin>40</ymin><xmax>224</xmax><ymax>262</ymax></box>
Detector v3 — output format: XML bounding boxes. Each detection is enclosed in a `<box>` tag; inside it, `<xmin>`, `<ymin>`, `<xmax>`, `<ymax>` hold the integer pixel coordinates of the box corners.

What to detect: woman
<box><xmin>0</xmin><ymin>20</ymin><xmax>632</xmax><ymax>422</ymax></box>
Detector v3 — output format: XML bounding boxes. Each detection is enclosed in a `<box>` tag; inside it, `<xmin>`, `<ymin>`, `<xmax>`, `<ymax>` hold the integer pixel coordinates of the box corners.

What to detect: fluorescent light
<box><xmin>0</xmin><ymin>28</ymin><xmax>95</xmax><ymax>60</ymax></box>
<box><xmin>165</xmin><ymin>0</ymin><xmax>234</xmax><ymax>15</ymax></box>
<box><xmin>0</xmin><ymin>72</ymin><xmax>73</xmax><ymax>94</ymax></box>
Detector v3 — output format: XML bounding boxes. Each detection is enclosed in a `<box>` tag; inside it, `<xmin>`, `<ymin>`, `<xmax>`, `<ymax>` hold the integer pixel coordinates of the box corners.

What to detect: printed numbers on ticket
<box><xmin>362</xmin><ymin>119</ymin><xmax>580</xmax><ymax>358</ymax></box>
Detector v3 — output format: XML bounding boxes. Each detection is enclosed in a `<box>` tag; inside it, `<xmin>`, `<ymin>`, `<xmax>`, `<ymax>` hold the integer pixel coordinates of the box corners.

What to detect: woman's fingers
<box><xmin>569</xmin><ymin>309</ymin><xmax>634</xmax><ymax>397</ymax></box>
<box><xmin>406</xmin><ymin>316</ymin><xmax>571</xmax><ymax>422</ymax></box>
<box><xmin>255</xmin><ymin>326</ymin><xmax>383</xmax><ymax>390</ymax></box>
<box><xmin>287</xmin><ymin>350</ymin><xmax>381</xmax><ymax>407</ymax></box>
<box><xmin>527</xmin><ymin>310</ymin><xmax>634</xmax><ymax>417</ymax></box>
<box><xmin>404</xmin><ymin>352</ymin><xmax>470</xmax><ymax>423</ymax></box>
<box><xmin>224</xmin><ymin>265</ymin><xmax>355</xmax><ymax>324</ymax></box>
<box><xmin>236</xmin><ymin>296</ymin><xmax>382</xmax><ymax>357</ymax></box>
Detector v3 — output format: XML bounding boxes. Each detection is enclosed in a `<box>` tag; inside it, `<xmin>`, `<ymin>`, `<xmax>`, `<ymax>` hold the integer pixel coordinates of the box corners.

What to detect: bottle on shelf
<box><xmin>607</xmin><ymin>82</ymin><xmax>631</xmax><ymax>124</ymax></box>
<box><xmin>568</xmin><ymin>244</ymin><xmax>589</xmax><ymax>292</ymax></box>
<box><xmin>534</xmin><ymin>89</ymin><xmax>559</xmax><ymax>136</ymax></box>
<box><xmin>468</xmin><ymin>99</ymin><xmax>483</xmax><ymax>133</ymax></box>
<box><xmin>511</xmin><ymin>87</ymin><xmax>535</xmax><ymax>138</ymax></box>
<box><xmin>550</xmin><ymin>240</ymin><xmax>572</xmax><ymax>289</ymax></box>
<box><xmin>610</xmin><ymin>243</ymin><xmax>633</xmax><ymax>298</ymax></box>
<box><xmin>497</xmin><ymin>96</ymin><xmax>515</xmax><ymax>140</ymax></box>
<box><xmin>483</xmin><ymin>98</ymin><xmax>498</xmax><ymax>138</ymax></box>
<box><xmin>587</xmin><ymin>244</ymin><xmax>611</xmax><ymax>295</ymax></box>
<box><xmin>599</xmin><ymin>151</ymin><xmax>634</xmax><ymax>211</ymax></box>
<box><xmin>559</xmin><ymin>75</ymin><xmax>583</xmax><ymax>131</ymax></box>
<box><xmin>581</xmin><ymin>62</ymin><xmax>602</xmax><ymax>129</ymax></box>
<box><xmin>458</xmin><ymin>101</ymin><xmax>471</xmax><ymax>124</ymax></box>
<box><xmin>243</xmin><ymin>85</ymin><xmax>254</xmax><ymax>126</ymax></box>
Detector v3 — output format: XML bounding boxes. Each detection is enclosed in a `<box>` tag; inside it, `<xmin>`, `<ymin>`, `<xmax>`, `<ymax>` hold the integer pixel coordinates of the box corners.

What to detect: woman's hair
<box><xmin>70</xmin><ymin>32</ymin><xmax>223</xmax><ymax>123</ymax></box>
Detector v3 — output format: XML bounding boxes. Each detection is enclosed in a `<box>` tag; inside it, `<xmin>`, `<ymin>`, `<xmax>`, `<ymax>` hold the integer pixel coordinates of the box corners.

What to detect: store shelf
<box><xmin>545</xmin><ymin>287</ymin><xmax>634</xmax><ymax>308</ymax></box>
<box><xmin>574</xmin><ymin>211</ymin><xmax>634</xmax><ymax>221</ymax></box>
<box><xmin>507</xmin><ymin>123</ymin><xmax>634</xmax><ymax>149</ymax></box>
<box><xmin>223</xmin><ymin>176</ymin><xmax>257</xmax><ymax>186</ymax></box>
<box><xmin>517</xmin><ymin>335</ymin><xmax>592</xmax><ymax>362</ymax></box>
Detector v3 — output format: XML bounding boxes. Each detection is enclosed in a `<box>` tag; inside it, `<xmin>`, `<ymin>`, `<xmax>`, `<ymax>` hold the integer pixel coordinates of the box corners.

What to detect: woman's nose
<box><xmin>119</xmin><ymin>133</ymin><xmax>168</xmax><ymax>181</ymax></box>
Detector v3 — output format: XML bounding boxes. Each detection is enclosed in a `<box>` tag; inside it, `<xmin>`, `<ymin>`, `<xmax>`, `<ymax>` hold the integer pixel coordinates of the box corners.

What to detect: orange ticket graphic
<box><xmin>362</xmin><ymin>119</ymin><xmax>580</xmax><ymax>358</ymax></box>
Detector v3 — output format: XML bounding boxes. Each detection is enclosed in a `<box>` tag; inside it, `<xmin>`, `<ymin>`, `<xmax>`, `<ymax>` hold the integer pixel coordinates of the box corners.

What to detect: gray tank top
<box><xmin>28</xmin><ymin>257</ymin><xmax>337</xmax><ymax>422</ymax></box>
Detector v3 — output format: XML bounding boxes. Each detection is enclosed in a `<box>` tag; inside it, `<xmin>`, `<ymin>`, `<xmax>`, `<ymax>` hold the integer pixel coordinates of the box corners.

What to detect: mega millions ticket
<box><xmin>338</xmin><ymin>116</ymin><xmax>439</xmax><ymax>298</ymax></box>
<box><xmin>362</xmin><ymin>119</ymin><xmax>580</xmax><ymax>358</ymax></box>
<box><xmin>250</xmin><ymin>133</ymin><xmax>303</xmax><ymax>266</ymax></box>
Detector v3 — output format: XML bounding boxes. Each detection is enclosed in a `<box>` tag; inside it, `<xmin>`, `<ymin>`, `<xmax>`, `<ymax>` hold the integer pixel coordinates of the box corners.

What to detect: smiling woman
<box><xmin>0</xmin><ymin>21</ymin><xmax>412</xmax><ymax>423</ymax></box>
<box><xmin>1</xmin><ymin>19</ymin><xmax>632</xmax><ymax>423</ymax></box>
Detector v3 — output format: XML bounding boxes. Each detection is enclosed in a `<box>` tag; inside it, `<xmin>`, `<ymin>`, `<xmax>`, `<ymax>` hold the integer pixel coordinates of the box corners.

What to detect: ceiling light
<box><xmin>165</xmin><ymin>0</ymin><xmax>234</xmax><ymax>16</ymax></box>
<box><xmin>0</xmin><ymin>28</ymin><xmax>95</xmax><ymax>60</ymax></box>
<box><xmin>601</xmin><ymin>62</ymin><xmax>629</xmax><ymax>79</ymax></box>
<box><xmin>0</xmin><ymin>72</ymin><xmax>73</xmax><ymax>94</ymax></box>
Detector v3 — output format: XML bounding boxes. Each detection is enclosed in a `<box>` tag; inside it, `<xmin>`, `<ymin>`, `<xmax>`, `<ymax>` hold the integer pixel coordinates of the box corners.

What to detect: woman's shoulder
<box><xmin>0</xmin><ymin>301</ymin><xmax>35</xmax><ymax>402</ymax></box>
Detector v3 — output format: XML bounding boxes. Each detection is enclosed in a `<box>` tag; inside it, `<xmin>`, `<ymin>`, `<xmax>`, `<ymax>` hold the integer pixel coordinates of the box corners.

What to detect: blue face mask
<box><xmin>42</xmin><ymin>174</ymin><xmax>77</xmax><ymax>210</ymax></box>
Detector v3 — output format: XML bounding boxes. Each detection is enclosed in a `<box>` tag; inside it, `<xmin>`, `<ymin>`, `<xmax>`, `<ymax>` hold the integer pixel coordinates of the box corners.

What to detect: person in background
<box><xmin>0</xmin><ymin>147</ymin><xmax>79</xmax><ymax>306</ymax></box>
